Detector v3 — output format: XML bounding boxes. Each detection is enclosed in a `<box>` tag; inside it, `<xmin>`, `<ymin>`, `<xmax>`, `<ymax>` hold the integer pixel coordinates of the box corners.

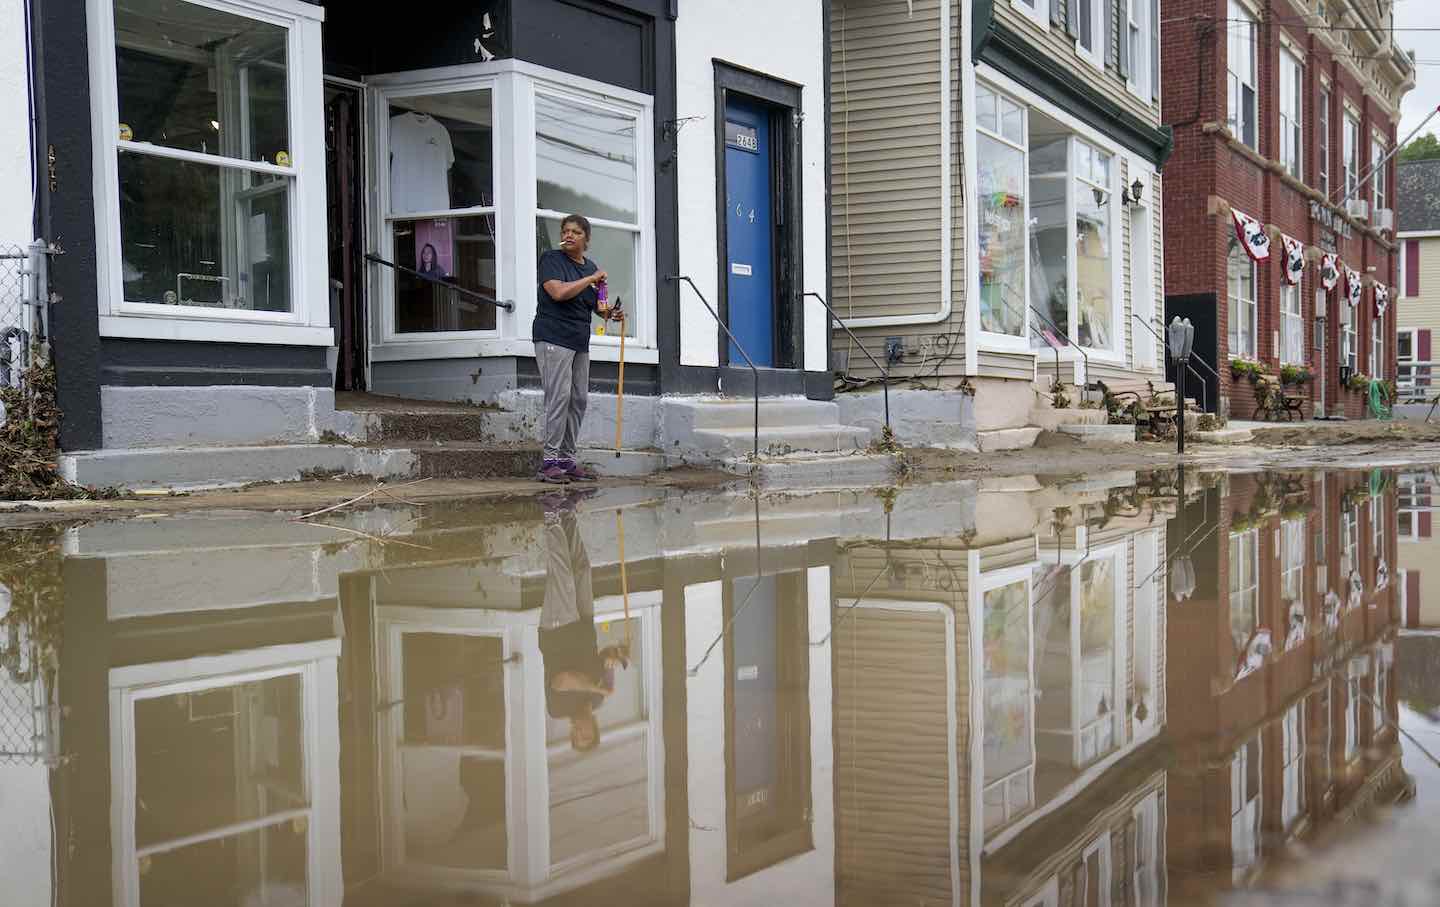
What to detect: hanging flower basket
<box><xmin>1279</xmin><ymin>365</ymin><xmax>1313</xmax><ymax>386</ymax></box>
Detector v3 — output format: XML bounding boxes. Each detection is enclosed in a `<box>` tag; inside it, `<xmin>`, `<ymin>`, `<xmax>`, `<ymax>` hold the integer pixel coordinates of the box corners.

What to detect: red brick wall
<box><xmin>1161</xmin><ymin>0</ymin><xmax>1400</xmax><ymax>419</ymax></box>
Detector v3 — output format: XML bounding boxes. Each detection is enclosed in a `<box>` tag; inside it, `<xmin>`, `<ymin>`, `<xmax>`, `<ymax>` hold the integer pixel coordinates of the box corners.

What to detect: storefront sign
<box><xmin>1310</xmin><ymin>200</ymin><xmax>1354</xmax><ymax>241</ymax></box>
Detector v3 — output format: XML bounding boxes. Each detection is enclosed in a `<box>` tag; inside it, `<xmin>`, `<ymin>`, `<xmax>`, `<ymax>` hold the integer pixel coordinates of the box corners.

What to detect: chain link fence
<box><xmin>0</xmin><ymin>241</ymin><xmax>53</xmax><ymax>410</ymax></box>
<box><xmin>0</xmin><ymin>600</ymin><xmax>60</xmax><ymax>766</ymax></box>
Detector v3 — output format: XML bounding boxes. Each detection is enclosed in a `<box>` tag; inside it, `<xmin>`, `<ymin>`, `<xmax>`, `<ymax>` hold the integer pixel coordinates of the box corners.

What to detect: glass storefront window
<box><xmin>1030</xmin><ymin>138</ymin><xmax>1070</xmax><ymax>340</ymax></box>
<box><xmin>386</xmin><ymin>89</ymin><xmax>499</xmax><ymax>334</ymax></box>
<box><xmin>977</xmin><ymin>88</ymin><xmax>1027</xmax><ymax>337</ymax></box>
<box><xmin>1074</xmin><ymin>140</ymin><xmax>1113</xmax><ymax>351</ymax></box>
<box><xmin>113</xmin><ymin>0</ymin><xmax>297</xmax><ymax>312</ymax></box>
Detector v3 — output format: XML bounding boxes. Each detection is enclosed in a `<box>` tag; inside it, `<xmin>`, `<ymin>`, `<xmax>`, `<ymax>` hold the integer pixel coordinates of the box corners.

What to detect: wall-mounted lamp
<box><xmin>1121</xmin><ymin>177</ymin><xmax>1145</xmax><ymax>207</ymax></box>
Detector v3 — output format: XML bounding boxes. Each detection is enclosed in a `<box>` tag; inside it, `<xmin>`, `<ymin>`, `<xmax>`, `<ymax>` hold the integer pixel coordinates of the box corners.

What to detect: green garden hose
<box><xmin>1367</xmin><ymin>379</ymin><xmax>1393</xmax><ymax>421</ymax></box>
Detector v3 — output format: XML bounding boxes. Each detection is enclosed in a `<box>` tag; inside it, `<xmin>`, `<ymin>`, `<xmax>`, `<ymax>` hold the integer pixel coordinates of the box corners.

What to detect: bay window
<box><xmin>1228</xmin><ymin>239</ymin><xmax>1257</xmax><ymax>359</ymax></box>
<box><xmin>92</xmin><ymin>0</ymin><xmax>329</xmax><ymax>343</ymax></box>
<box><xmin>1318</xmin><ymin>86</ymin><xmax>1331</xmax><ymax>196</ymax></box>
<box><xmin>1343</xmin><ymin>110</ymin><xmax>1360</xmax><ymax>200</ymax></box>
<box><xmin>977</xmin><ymin>84</ymin><xmax>1029</xmax><ymax>338</ymax></box>
<box><xmin>1227</xmin><ymin>1</ymin><xmax>1257</xmax><ymax>149</ymax></box>
<box><xmin>1279</xmin><ymin>48</ymin><xmax>1303</xmax><ymax>179</ymax></box>
<box><xmin>1074</xmin><ymin>141</ymin><xmax>1114</xmax><ymax>351</ymax></box>
<box><xmin>1281</xmin><ymin>284</ymin><xmax>1303</xmax><ymax>365</ymax></box>
<box><xmin>372</xmin><ymin>64</ymin><xmax>655</xmax><ymax>352</ymax></box>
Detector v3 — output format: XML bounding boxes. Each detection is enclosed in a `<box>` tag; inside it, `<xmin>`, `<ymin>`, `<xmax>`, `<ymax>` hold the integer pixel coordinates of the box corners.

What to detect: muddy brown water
<box><xmin>2</xmin><ymin>465</ymin><xmax>1438</xmax><ymax>906</ymax></box>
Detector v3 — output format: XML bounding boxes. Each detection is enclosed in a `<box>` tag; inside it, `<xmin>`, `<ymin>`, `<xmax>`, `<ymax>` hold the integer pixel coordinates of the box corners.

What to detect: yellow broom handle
<box><xmin>615</xmin><ymin>321</ymin><xmax>626</xmax><ymax>455</ymax></box>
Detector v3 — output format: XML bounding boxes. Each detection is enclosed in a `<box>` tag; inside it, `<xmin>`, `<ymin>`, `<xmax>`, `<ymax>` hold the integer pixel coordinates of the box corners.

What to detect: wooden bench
<box><xmin>1250</xmin><ymin>375</ymin><xmax>1304</xmax><ymax>422</ymax></box>
<box><xmin>1096</xmin><ymin>380</ymin><xmax>1179</xmax><ymax>433</ymax></box>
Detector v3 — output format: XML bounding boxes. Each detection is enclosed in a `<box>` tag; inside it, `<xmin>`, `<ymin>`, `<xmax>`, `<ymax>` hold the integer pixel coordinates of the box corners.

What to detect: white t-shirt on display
<box><xmin>389</xmin><ymin>112</ymin><xmax>454</xmax><ymax>214</ymax></box>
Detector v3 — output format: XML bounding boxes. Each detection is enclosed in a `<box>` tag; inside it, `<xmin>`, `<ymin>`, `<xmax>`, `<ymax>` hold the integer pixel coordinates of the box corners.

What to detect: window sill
<box><xmin>98</xmin><ymin>314</ymin><xmax>333</xmax><ymax>346</ymax></box>
<box><xmin>1075</xmin><ymin>42</ymin><xmax>1104</xmax><ymax>72</ymax></box>
<box><xmin>1009</xmin><ymin>0</ymin><xmax>1050</xmax><ymax>29</ymax></box>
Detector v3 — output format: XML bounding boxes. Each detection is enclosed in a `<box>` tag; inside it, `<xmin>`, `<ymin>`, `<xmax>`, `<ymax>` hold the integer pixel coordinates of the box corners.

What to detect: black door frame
<box><xmin>713</xmin><ymin>61</ymin><xmax>804</xmax><ymax>372</ymax></box>
<box><xmin>325</xmin><ymin>78</ymin><xmax>368</xmax><ymax>392</ymax></box>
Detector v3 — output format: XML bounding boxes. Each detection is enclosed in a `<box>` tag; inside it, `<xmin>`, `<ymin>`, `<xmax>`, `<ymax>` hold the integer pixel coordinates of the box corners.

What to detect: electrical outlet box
<box><xmin>885</xmin><ymin>336</ymin><xmax>904</xmax><ymax>364</ymax></box>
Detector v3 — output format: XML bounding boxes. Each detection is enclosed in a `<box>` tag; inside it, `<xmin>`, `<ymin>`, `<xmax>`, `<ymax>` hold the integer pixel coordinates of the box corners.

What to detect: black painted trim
<box><xmin>99</xmin><ymin>340</ymin><xmax>331</xmax><ymax>387</ymax></box>
<box><xmin>972</xmin><ymin>0</ymin><xmax>1174</xmax><ymax>168</ymax></box>
<box><xmin>514</xmin><ymin>359</ymin><xmax>660</xmax><ymax>396</ymax></box>
<box><xmin>712</xmin><ymin>61</ymin><xmax>806</xmax><ymax>371</ymax></box>
<box><xmin>33</xmin><ymin>0</ymin><xmax>105</xmax><ymax>449</ymax></box>
<box><xmin>822</xmin><ymin>0</ymin><xmax>834</xmax><ymax>377</ymax></box>
<box><xmin>663</xmin><ymin>365</ymin><xmax>832</xmax><ymax>399</ymax></box>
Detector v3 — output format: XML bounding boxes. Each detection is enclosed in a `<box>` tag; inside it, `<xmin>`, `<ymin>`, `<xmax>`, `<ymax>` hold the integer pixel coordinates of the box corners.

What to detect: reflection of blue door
<box><xmin>732</xmin><ymin>575</ymin><xmax>778</xmax><ymax>804</ymax></box>
<box><xmin>724</xmin><ymin>96</ymin><xmax>775</xmax><ymax>367</ymax></box>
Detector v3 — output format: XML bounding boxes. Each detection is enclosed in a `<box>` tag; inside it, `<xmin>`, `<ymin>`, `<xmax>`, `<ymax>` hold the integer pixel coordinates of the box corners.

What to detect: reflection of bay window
<box><xmin>976</xmin><ymin>84</ymin><xmax>1029</xmax><ymax>338</ymax></box>
<box><xmin>1230</xmin><ymin>735</ymin><xmax>1262</xmax><ymax>881</ymax></box>
<box><xmin>982</xmin><ymin>577</ymin><xmax>1035</xmax><ymax>831</ymax></box>
<box><xmin>96</xmin><ymin>0</ymin><xmax>328</xmax><ymax>340</ymax></box>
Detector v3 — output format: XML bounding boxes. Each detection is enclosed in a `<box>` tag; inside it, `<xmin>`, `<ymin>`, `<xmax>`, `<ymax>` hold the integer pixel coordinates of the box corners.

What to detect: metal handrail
<box><xmin>1130</xmin><ymin>313</ymin><xmax>1210</xmax><ymax>414</ymax></box>
<box><xmin>668</xmin><ymin>275</ymin><xmax>760</xmax><ymax>460</ymax></box>
<box><xmin>806</xmin><ymin>291</ymin><xmax>891</xmax><ymax>440</ymax></box>
<box><xmin>365</xmin><ymin>253</ymin><xmax>514</xmax><ymax>312</ymax></box>
<box><xmin>989</xmin><ymin>283</ymin><xmax>1072</xmax><ymax>393</ymax></box>
<box><xmin>1025</xmin><ymin>301</ymin><xmax>1091</xmax><ymax>388</ymax></box>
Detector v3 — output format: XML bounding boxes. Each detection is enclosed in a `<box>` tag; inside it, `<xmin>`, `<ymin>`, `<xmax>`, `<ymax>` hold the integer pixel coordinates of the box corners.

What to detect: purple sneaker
<box><xmin>561</xmin><ymin>459</ymin><xmax>598</xmax><ymax>482</ymax></box>
<box><xmin>537</xmin><ymin>459</ymin><xmax>571</xmax><ymax>484</ymax></box>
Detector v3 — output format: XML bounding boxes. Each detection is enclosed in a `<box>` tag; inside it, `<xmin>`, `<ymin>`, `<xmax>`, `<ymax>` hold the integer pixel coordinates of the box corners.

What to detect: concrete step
<box><xmin>977</xmin><ymin>427</ymin><xmax>1042</xmax><ymax>451</ymax></box>
<box><xmin>336</xmin><ymin>405</ymin><xmax>528</xmax><ymax>444</ymax></box>
<box><xmin>1029</xmin><ymin>407</ymin><xmax>1108</xmax><ymax>431</ymax></box>
<box><xmin>1056</xmin><ymin>423</ymin><xmax>1138</xmax><ymax>444</ymax></box>
<box><xmin>662</xmin><ymin>396</ymin><xmax>841</xmax><ymax>431</ymax></box>
<box><xmin>685</xmin><ymin>424</ymin><xmax>876</xmax><ymax>459</ymax></box>
<box><xmin>723</xmin><ymin>451</ymin><xmax>902</xmax><ymax>490</ymax></box>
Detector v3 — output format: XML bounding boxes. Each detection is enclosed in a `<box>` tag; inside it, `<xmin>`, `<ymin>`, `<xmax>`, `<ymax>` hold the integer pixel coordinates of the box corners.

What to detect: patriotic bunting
<box><xmin>1345</xmin><ymin>267</ymin><xmax>1364</xmax><ymax>308</ymax></box>
<box><xmin>1374</xmin><ymin>284</ymin><xmax>1390</xmax><ymax>317</ymax></box>
<box><xmin>1231</xmin><ymin>208</ymin><xmax>1272</xmax><ymax>262</ymax></box>
<box><xmin>1320</xmin><ymin>253</ymin><xmax>1341</xmax><ymax>291</ymax></box>
<box><xmin>1280</xmin><ymin>234</ymin><xmax>1305</xmax><ymax>285</ymax></box>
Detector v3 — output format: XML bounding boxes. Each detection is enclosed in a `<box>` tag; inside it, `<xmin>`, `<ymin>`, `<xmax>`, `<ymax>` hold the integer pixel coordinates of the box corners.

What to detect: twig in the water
<box><xmin>293</xmin><ymin>520</ymin><xmax>433</xmax><ymax>551</ymax></box>
<box><xmin>292</xmin><ymin>478</ymin><xmax>430</xmax><ymax>521</ymax></box>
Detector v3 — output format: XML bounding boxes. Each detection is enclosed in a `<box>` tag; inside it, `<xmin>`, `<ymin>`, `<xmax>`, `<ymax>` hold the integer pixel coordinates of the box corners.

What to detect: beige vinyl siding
<box><xmin>993</xmin><ymin>1</ymin><xmax>1160</xmax><ymax>129</ymax></box>
<box><xmin>978</xmin><ymin>350</ymin><xmax>1036</xmax><ymax>382</ymax></box>
<box><xmin>830</xmin><ymin>0</ymin><xmax>968</xmax><ymax>384</ymax></box>
<box><xmin>835</xmin><ymin>607</ymin><xmax>956</xmax><ymax>906</ymax></box>
<box><xmin>831</xmin><ymin>0</ymin><xmax>945</xmax><ymax>323</ymax></box>
<box><xmin>1398</xmin><ymin>236</ymin><xmax>1440</xmax><ymax>340</ymax></box>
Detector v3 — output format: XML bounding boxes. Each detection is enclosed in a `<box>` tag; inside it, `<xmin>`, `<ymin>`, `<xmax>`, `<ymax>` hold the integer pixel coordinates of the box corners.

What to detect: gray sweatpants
<box><xmin>536</xmin><ymin>340</ymin><xmax>589</xmax><ymax>461</ymax></box>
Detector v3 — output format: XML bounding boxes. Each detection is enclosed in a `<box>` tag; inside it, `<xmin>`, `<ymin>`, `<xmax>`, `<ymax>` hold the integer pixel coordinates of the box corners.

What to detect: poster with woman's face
<box><xmin>415</xmin><ymin>219</ymin><xmax>454</xmax><ymax>279</ymax></box>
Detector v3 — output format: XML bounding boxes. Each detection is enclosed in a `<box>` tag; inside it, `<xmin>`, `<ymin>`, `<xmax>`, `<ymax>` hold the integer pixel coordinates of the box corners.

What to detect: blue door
<box><xmin>724</xmin><ymin>97</ymin><xmax>775</xmax><ymax>367</ymax></box>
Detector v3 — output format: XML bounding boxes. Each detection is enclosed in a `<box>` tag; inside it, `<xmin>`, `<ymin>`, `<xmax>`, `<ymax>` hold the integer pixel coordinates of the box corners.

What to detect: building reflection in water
<box><xmin>0</xmin><ymin>468</ymin><xmax>1410</xmax><ymax>906</ymax></box>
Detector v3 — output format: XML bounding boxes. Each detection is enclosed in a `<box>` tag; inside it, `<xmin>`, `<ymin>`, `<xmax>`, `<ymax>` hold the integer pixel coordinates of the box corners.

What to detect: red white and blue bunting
<box><xmin>1231</xmin><ymin>208</ymin><xmax>1272</xmax><ymax>262</ymax></box>
<box><xmin>1280</xmin><ymin>234</ymin><xmax>1306</xmax><ymax>285</ymax></box>
<box><xmin>1374</xmin><ymin>283</ymin><xmax>1390</xmax><ymax>317</ymax></box>
<box><xmin>1345</xmin><ymin>267</ymin><xmax>1364</xmax><ymax>308</ymax></box>
<box><xmin>1320</xmin><ymin>253</ymin><xmax>1341</xmax><ymax>291</ymax></box>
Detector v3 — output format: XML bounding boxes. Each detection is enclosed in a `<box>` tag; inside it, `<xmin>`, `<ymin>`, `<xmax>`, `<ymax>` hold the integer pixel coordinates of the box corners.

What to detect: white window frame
<box><xmin>108</xmin><ymin>641</ymin><xmax>343</xmax><ymax>907</ymax></box>
<box><xmin>1373</xmin><ymin>309</ymin><xmax>1385</xmax><ymax>378</ymax></box>
<box><xmin>1279</xmin><ymin>46</ymin><xmax>1303</xmax><ymax>179</ymax></box>
<box><xmin>1125</xmin><ymin>0</ymin><xmax>1150</xmax><ymax>101</ymax></box>
<box><xmin>1228</xmin><ymin>241</ymin><xmax>1258</xmax><ymax>360</ymax></box>
<box><xmin>973</xmin><ymin>67</ymin><xmax>1126</xmax><ymax>365</ymax></box>
<box><xmin>1227</xmin><ymin>0</ymin><xmax>1258</xmax><ymax>150</ymax></box>
<box><xmin>1011</xmin><ymin>0</ymin><xmax>1051</xmax><ymax>29</ymax></box>
<box><xmin>86</xmin><ymin>0</ymin><xmax>332</xmax><ymax>346</ymax></box>
<box><xmin>1318</xmin><ymin>84</ymin><xmax>1331</xmax><ymax>196</ymax></box>
<box><xmin>975</xmin><ymin>81</ymin><xmax>1032</xmax><ymax>349</ymax></box>
<box><xmin>1129</xmin><ymin>163</ymin><xmax>1157</xmax><ymax>369</ymax></box>
<box><xmin>1343</xmin><ymin>108</ymin><xmax>1361</xmax><ymax>200</ymax></box>
<box><xmin>1371</xmin><ymin>134</ymin><xmax>1388</xmax><ymax>212</ymax></box>
<box><xmin>1281</xmin><ymin>283</ymin><xmax>1304</xmax><ymax>365</ymax></box>
<box><xmin>1230</xmin><ymin>734</ymin><xmax>1262</xmax><ymax>882</ymax></box>
<box><xmin>367</xmin><ymin>60</ymin><xmax>657</xmax><ymax>365</ymax></box>
<box><xmin>1075</xmin><ymin>0</ymin><xmax>1106</xmax><ymax>70</ymax></box>
<box><xmin>1072</xmin><ymin>138</ymin><xmax>1121</xmax><ymax>358</ymax></box>
<box><xmin>1341</xmin><ymin>297</ymin><xmax>1358</xmax><ymax>372</ymax></box>
<box><xmin>1079</xmin><ymin>833</ymin><xmax>1113</xmax><ymax>907</ymax></box>
<box><xmin>1280</xmin><ymin>702</ymin><xmax>1306</xmax><ymax>831</ymax></box>
<box><xmin>1281</xmin><ymin>517</ymin><xmax>1306</xmax><ymax>603</ymax></box>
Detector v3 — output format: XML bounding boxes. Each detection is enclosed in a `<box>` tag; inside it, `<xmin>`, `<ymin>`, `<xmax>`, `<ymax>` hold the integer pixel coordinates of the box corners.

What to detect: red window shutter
<box><xmin>1406</xmin><ymin>571</ymin><xmax>1421</xmax><ymax>627</ymax></box>
<box><xmin>1422</xmin><ymin>510</ymin><xmax>1432</xmax><ymax>538</ymax></box>
<box><xmin>1420</xmin><ymin>329</ymin><xmax>1432</xmax><ymax>364</ymax></box>
<box><xmin>1407</xmin><ymin>240</ymin><xmax>1421</xmax><ymax>297</ymax></box>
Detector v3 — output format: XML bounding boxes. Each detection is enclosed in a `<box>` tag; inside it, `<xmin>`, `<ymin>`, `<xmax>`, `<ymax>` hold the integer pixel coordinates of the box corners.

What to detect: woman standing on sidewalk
<box><xmin>533</xmin><ymin>214</ymin><xmax>621</xmax><ymax>484</ymax></box>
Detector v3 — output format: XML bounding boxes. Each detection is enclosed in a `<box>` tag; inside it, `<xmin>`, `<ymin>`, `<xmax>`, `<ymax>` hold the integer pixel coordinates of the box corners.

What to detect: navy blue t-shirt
<box><xmin>533</xmin><ymin>249</ymin><xmax>599</xmax><ymax>353</ymax></box>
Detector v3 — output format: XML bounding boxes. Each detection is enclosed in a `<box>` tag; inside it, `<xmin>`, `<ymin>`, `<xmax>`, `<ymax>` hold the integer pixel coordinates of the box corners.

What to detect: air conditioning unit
<box><xmin>1374</xmin><ymin>208</ymin><xmax>1395</xmax><ymax>231</ymax></box>
<box><xmin>1347</xmin><ymin>198</ymin><xmax>1370</xmax><ymax>220</ymax></box>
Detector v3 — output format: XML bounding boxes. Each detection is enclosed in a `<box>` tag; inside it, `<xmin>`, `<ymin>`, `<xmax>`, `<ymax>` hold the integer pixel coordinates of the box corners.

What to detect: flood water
<box><xmin>2</xmin><ymin>466</ymin><xmax>1438</xmax><ymax>906</ymax></box>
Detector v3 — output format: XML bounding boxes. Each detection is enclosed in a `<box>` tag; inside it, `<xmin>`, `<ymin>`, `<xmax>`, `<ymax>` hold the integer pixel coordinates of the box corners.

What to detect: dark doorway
<box><xmin>326</xmin><ymin>82</ymin><xmax>366</xmax><ymax>391</ymax></box>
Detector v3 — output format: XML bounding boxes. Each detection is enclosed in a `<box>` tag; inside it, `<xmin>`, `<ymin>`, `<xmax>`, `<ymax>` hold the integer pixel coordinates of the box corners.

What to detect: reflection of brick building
<box><xmin>1165</xmin><ymin>471</ymin><xmax>1403</xmax><ymax>898</ymax></box>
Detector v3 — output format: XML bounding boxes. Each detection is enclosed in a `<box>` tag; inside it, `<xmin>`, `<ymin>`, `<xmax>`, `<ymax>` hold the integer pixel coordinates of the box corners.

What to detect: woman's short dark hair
<box><xmin>560</xmin><ymin>214</ymin><xmax>592</xmax><ymax>239</ymax></box>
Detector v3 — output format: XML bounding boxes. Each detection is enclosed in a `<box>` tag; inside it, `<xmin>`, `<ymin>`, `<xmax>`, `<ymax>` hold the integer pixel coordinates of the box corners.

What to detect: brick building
<box><xmin>1161</xmin><ymin>0</ymin><xmax>1415</xmax><ymax>419</ymax></box>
